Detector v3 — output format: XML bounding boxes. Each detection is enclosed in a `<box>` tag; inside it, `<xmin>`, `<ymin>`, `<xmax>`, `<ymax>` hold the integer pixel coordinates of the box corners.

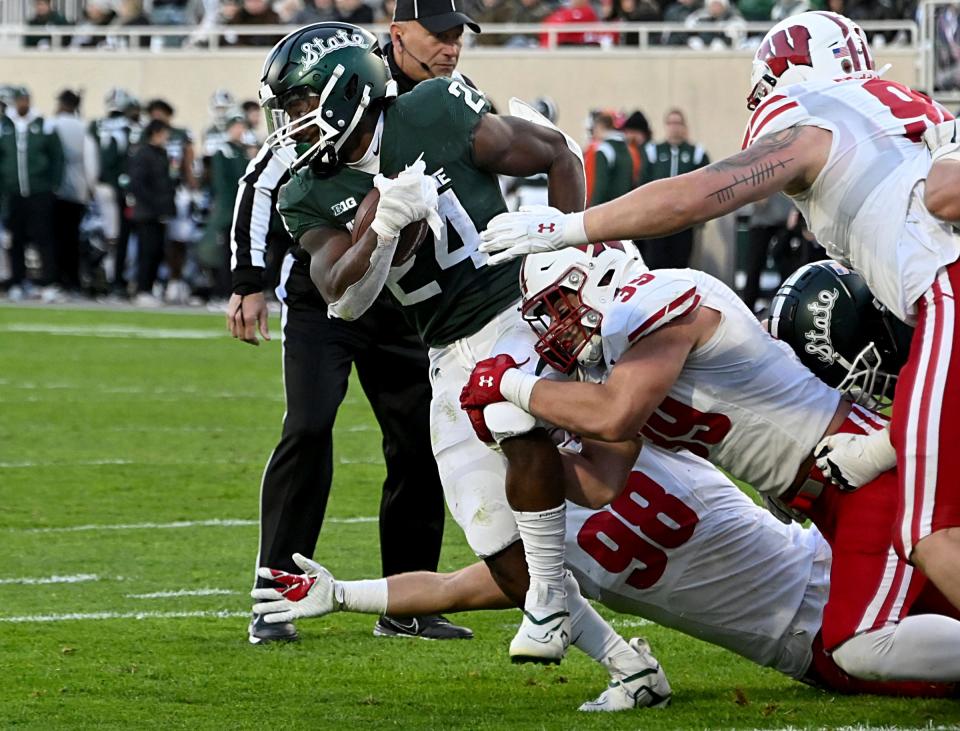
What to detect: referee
<box><xmin>228</xmin><ymin>1</ymin><xmax>480</xmax><ymax>644</ymax></box>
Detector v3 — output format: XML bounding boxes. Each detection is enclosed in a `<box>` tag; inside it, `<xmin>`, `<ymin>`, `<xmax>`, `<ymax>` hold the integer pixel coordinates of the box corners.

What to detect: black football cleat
<box><xmin>248</xmin><ymin>613</ymin><xmax>300</xmax><ymax>645</ymax></box>
<box><xmin>373</xmin><ymin>614</ymin><xmax>474</xmax><ymax>640</ymax></box>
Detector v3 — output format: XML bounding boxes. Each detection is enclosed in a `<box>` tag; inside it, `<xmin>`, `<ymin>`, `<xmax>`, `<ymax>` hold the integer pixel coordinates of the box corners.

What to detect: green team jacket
<box><xmin>640</xmin><ymin>140</ymin><xmax>711</xmax><ymax>184</ymax></box>
<box><xmin>209</xmin><ymin>140</ymin><xmax>249</xmax><ymax>230</ymax></box>
<box><xmin>279</xmin><ymin>77</ymin><xmax>522</xmax><ymax>348</ymax></box>
<box><xmin>0</xmin><ymin>112</ymin><xmax>64</xmax><ymax>197</ymax></box>
<box><xmin>587</xmin><ymin>132</ymin><xmax>634</xmax><ymax>206</ymax></box>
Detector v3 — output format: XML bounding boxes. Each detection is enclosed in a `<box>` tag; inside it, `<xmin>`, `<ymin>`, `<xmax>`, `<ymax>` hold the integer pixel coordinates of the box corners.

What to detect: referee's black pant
<box><xmin>254</xmin><ymin>259</ymin><xmax>445</xmax><ymax>587</ymax></box>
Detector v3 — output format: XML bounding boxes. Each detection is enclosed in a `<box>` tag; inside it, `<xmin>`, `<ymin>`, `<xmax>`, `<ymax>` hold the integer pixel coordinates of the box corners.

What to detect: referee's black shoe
<box><xmin>374</xmin><ymin>615</ymin><xmax>474</xmax><ymax>640</ymax></box>
<box><xmin>248</xmin><ymin>613</ymin><xmax>300</xmax><ymax>645</ymax></box>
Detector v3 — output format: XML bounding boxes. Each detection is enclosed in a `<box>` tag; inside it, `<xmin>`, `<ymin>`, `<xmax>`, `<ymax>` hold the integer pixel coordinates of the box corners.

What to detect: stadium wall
<box><xmin>0</xmin><ymin>48</ymin><xmax>919</xmax><ymax>158</ymax></box>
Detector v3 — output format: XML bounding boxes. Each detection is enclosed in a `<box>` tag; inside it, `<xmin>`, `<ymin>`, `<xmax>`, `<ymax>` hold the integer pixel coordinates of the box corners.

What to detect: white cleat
<box><xmin>509</xmin><ymin>581</ymin><xmax>571</xmax><ymax>665</ymax></box>
<box><xmin>578</xmin><ymin>638</ymin><xmax>672</xmax><ymax>712</ymax></box>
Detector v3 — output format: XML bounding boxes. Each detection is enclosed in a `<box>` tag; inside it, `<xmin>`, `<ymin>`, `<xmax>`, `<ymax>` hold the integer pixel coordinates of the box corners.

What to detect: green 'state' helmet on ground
<box><xmin>260</xmin><ymin>22</ymin><xmax>396</xmax><ymax>174</ymax></box>
<box><xmin>767</xmin><ymin>260</ymin><xmax>914</xmax><ymax>406</ymax></box>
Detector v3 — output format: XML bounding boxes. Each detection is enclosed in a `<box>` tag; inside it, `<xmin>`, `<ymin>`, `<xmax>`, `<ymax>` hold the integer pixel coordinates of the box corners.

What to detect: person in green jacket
<box><xmin>199</xmin><ymin>113</ymin><xmax>251</xmax><ymax>299</ymax></box>
<box><xmin>585</xmin><ymin>111</ymin><xmax>634</xmax><ymax>207</ymax></box>
<box><xmin>0</xmin><ymin>86</ymin><xmax>64</xmax><ymax>301</ymax></box>
<box><xmin>639</xmin><ymin>107</ymin><xmax>710</xmax><ymax>269</ymax></box>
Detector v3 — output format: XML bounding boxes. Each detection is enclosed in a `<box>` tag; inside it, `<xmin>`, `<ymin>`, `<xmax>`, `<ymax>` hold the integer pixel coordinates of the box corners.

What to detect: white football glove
<box><xmin>250</xmin><ymin>553</ymin><xmax>340</xmax><ymax>624</ymax></box>
<box><xmin>814</xmin><ymin>428</ymin><xmax>897</xmax><ymax>492</ymax></box>
<box><xmin>371</xmin><ymin>158</ymin><xmax>443</xmax><ymax>242</ymax></box>
<box><xmin>479</xmin><ymin>205</ymin><xmax>588</xmax><ymax>266</ymax></box>
<box><xmin>923</xmin><ymin>120</ymin><xmax>960</xmax><ymax>163</ymax></box>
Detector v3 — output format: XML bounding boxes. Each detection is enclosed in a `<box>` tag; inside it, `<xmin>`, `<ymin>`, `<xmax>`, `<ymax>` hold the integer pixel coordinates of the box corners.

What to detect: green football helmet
<box><xmin>767</xmin><ymin>260</ymin><xmax>914</xmax><ymax>406</ymax></box>
<box><xmin>259</xmin><ymin>22</ymin><xmax>396</xmax><ymax>174</ymax></box>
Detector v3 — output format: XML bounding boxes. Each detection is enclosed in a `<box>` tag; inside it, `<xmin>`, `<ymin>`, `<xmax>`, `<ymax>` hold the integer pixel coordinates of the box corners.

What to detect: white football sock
<box><xmin>832</xmin><ymin>614</ymin><xmax>960</xmax><ymax>681</ymax></box>
<box><xmin>514</xmin><ymin>504</ymin><xmax>567</xmax><ymax>605</ymax></box>
<box><xmin>565</xmin><ymin>572</ymin><xmax>638</xmax><ymax>680</ymax></box>
<box><xmin>333</xmin><ymin>578</ymin><xmax>389</xmax><ymax>614</ymax></box>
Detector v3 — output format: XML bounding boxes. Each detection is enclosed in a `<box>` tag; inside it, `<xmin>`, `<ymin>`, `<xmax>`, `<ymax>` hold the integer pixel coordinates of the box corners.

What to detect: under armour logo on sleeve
<box><xmin>479</xmin><ymin>376</ymin><xmax>494</xmax><ymax>388</ymax></box>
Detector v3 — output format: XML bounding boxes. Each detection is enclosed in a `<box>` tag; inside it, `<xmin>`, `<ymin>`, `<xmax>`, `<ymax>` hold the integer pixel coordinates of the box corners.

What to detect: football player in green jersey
<box><xmin>251</xmin><ymin>23</ymin><xmax>666</xmax><ymax>698</ymax></box>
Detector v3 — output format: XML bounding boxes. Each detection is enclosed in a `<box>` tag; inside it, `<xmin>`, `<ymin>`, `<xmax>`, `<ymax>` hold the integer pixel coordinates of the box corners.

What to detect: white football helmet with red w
<box><xmin>520</xmin><ymin>242</ymin><xmax>646</xmax><ymax>373</ymax></box>
<box><xmin>747</xmin><ymin>11</ymin><xmax>877</xmax><ymax>110</ymax></box>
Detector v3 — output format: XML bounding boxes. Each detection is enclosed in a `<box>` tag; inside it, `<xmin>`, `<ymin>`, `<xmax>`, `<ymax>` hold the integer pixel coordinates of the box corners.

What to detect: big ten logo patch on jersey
<box><xmin>431</xmin><ymin>167</ymin><xmax>453</xmax><ymax>194</ymax></box>
<box><xmin>641</xmin><ymin>396</ymin><xmax>731</xmax><ymax>459</ymax></box>
<box><xmin>301</xmin><ymin>29</ymin><xmax>371</xmax><ymax>72</ymax></box>
<box><xmin>803</xmin><ymin>287</ymin><xmax>839</xmax><ymax>364</ymax></box>
<box><xmin>577</xmin><ymin>470</ymin><xmax>700</xmax><ymax>590</ymax></box>
<box><xmin>331</xmin><ymin>196</ymin><xmax>358</xmax><ymax>217</ymax></box>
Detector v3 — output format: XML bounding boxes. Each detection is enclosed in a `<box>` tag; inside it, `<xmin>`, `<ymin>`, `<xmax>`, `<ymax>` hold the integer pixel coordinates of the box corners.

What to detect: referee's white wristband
<box><xmin>499</xmin><ymin>369</ymin><xmax>540</xmax><ymax>412</ymax></box>
<box><xmin>562</xmin><ymin>212</ymin><xmax>589</xmax><ymax>246</ymax></box>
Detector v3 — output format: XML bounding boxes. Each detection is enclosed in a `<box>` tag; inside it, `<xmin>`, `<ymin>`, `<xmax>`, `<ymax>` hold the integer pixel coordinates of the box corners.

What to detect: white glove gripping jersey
<box><xmin>601</xmin><ymin>268</ymin><xmax>840</xmax><ymax>495</ymax></box>
<box><xmin>565</xmin><ymin>443</ymin><xmax>829</xmax><ymax>680</ymax></box>
<box><xmin>743</xmin><ymin>77</ymin><xmax>959</xmax><ymax>323</ymax></box>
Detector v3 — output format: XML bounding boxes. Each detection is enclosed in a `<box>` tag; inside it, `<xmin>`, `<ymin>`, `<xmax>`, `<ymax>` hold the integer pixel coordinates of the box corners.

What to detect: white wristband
<box><xmin>862</xmin><ymin>427</ymin><xmax>897</xmax><ymax>471</ymax></box>
<box><xmin>561</xmin><ymin>212</ymin><xmax>588</xmax><ymax>246</ymax></box>
<box><xmin>499</xmin><ymin>368</ymin><xmax>540</xmax><ymax>412</ymax></box>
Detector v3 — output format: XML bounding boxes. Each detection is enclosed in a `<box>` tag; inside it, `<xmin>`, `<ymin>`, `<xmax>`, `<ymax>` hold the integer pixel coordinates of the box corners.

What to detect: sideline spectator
<box><xmin>24</xmin><ymin>0</ymin><xmax>71</xmax><ymax>48</ymax></box>
<box><xmin>225</xmin><ymin>0</ymin><xmax>282</xmax><ymax>47</ymax></box>
<box><xmin>639</xmin><ymin>108</ymin><xmax>709</xmax><ymax>269</ymax></box>
<box><xmin>147</xmin><ymin>98</ymin><xmax>196</xmax><ymax>303</ymax></box>
<box><xmin>199</xmin><ymin>113</ymin><xmax>249</xmax><ymax>300</ymax></box>
<box><xmin>293</xmin><ymin>0</ymin><xmax>339</xmax><ymax>24</ymax></box>
<box><xmin>376</xmin><ymin>0</ymin><xmax>398</xmax><ymax>23</ymax></box>
<box><xmin>470</xmin><ymin>0</ymin><xmax>515</xmax><ymax>46</ymax></box>
<box><xmin>662</xmin><ymin>0</ymin><xmax>698</xmax><ymax>45</ymax></box>
<box><xmin>740</xmin><ymin>193</ymin><xmax>794</xmax><ymax>312</ymax></box>
<box><xmin>71</xmin><ymin>0</ymin><xmax>116</xmax><ymax>48</ymax></box>
<box><xmin>116</xmin><ymin>0</ymin><xmax>152</xmax><ymax>48</ymax></box>
<box><xmin>510</xmin><ymin>0</ymin><xmax>551</xmax><ymax>46</ymax></box>
<box><xmin>335</xmin><ymin>0</ymin><xmax>375</xmax><ymax>24</ymax></box>
<box><xmin>611</xmin><ymin>0</ymin><xmax>662</xmax><ymax>46</ymax></box>
<box><xmin>771</xmin><ymin>0</ymin><xmax>814</xmax><ymax>21</ymax></box>
<box><xmin>241</xmin><ymin>99</ymin><xmax>262</xmax><ymax>145</ymax></box>
<box><xmin>620</xmin><ymin>109</ymin><xmax>651</xmax><ymax>186</ymax></box>
<box><xmin>541</xmin><ymin>0</ymin><xmax>605</xmax><ymax>47</ymax></box>
<box><xmin>585</xmin><ymin>111</ymin><xmax>634</xmax><ymax>206</ymax></box>
<box><xmin>203</xmin><ymin>89</ymin><xmax>236</xmax><ymax>158</ymax></box>
<box><xmin>0</xmin><ymin>87</ymin><xmax>64</xmax><ymax>302</ymax></box>
<box><xmin>50</xmin><ymin>89</ymin><xmax>98</xmax><ymax>296</ymax></box>
<box><xmin>129</xmin><ymin>119</ymin><xmax>176</xmax><ymax>306</ymax></box>
<box><xmin>684</xmin><ymin>0</ymin><xmax>745</xmax><ymax>49</ymax></box>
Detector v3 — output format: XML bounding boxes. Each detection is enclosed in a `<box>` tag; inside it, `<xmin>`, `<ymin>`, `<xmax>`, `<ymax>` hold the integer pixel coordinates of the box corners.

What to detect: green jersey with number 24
<box><xmin>279</xmin><ymin>77</ymin><xmax>522</xmax><ymax>347</ymax></box>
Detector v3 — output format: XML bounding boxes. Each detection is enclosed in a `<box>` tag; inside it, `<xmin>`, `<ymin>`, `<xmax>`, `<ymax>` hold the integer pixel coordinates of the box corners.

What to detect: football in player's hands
<box><xmin>351</xmin><ymin>186</ymin><xmax>430</xmax><ymax>265</ymax></box>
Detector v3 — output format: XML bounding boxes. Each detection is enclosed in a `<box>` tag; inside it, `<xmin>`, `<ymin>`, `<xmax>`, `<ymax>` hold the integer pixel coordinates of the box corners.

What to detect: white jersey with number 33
<box><xmin>565</xmin><ymin>443</ymin><xmax>829</xmax><ymax>680</ymax></box>
<box><xmin>743</xmin><ymin>77</ymin><xmax>959</xmax><ymax>323</ymax></box>
<box><xmin>600</xmin><ymin>268</ymin><xmax>840</xmax><ymax>495</ymax></box>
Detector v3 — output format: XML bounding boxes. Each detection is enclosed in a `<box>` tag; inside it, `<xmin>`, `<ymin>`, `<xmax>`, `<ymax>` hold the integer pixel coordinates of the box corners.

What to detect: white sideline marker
<box><xmin>0</xmin><ymin>609</ymin><xmax>249</xmax><ymax>623</ymax></box>
<box><xmin>0</xmin><ymin>323</ymin><xmax>223</xmax><ymax>339</ymax></box>
<box><xmin>13</xmin><ymin>516</ymin><xmax>377</xmax><ymax>534</ymax></box>
<box><xmin>126</xmin><ymin>588</ymin><xmax>238</xmax><ymax>599</ymax></box>
<box><xmin>0</xmin><ymin>574</ymin><xmax>99</xmax><ymax>586</ymax></box>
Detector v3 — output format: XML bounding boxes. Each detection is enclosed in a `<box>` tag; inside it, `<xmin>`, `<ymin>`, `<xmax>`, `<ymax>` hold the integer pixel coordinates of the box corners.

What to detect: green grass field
<box><xmin>1</xmin><ymin>303</ymin><xmax>958</xmax><ymax>730</ymax></box>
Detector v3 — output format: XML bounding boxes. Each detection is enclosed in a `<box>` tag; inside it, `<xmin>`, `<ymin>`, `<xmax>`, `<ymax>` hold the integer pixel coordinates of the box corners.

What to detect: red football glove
<box><xmin>260</xmin><ymin>568</ymin><xmax>316</xmax><ymax>602</ymax></box>
<box><xmin>460</xmin><ymin>354</ymin><xmax>526</xmax><ymax>444</ymax></box>
<box><xmin>459</xmin><ymin>354</ymin><xmax>524</xmax><ymax>409</ymax></box>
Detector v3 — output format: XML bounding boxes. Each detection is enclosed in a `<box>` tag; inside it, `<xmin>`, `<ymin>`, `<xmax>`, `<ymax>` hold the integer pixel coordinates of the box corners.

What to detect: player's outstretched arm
<box><xmin>299</xmin><ymin>224</ymin><xmax>377</xmax><ymax>304</ymax></box>
<box><xmin>472</xmin><ymin>114</ymin><xmax>586</xmax><ymax>214</ymax></box>
<box><xmin>581</xmin><ymin>126</ymin><xmax>828</xmax><ymax>241</ymax></box>
<box><xmin>478</xmin><ymin>126</ymin><xmax>829</xmax><ymax>265</ymax></box>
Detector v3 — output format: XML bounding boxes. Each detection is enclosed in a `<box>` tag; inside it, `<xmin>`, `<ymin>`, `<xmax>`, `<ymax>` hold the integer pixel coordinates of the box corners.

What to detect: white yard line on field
<box><xmin>0</xmin><ymin>574</ymin><xmax>99</xmax><ymax>585</ymax></box>
<box><xmin>11</xmin><ymin>516</ymin><xmax>377</xmax><ymax>534</ymax></box>
<box><xmin>0</xmin><ymin>609</ymin><xmax>249</xmax><ymax>623</ymax></box>
<box><xmin>126</xmin><ymin>588</ymin><xmax>238</xmax><ymax>599</ymax></box>
<box><xmin>0</xmin><ymin>323</ymin><xmax>223</xmax><ymax>339</ymax></box>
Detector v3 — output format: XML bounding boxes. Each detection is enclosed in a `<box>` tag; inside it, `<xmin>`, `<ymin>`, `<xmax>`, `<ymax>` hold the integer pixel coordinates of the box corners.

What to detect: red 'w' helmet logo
<box><xmin>757</xmin><ymin>25</ymin><xmax>813</xmax><ymax>79</ymax></box>
<box><xmin>538</xmin><ymin>223</ymin><xmax>556</xmax><ymax>233</ymax></box>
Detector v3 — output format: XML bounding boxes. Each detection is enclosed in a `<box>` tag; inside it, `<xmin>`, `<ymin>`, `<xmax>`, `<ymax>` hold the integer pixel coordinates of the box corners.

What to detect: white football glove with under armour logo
<box><xmin>814</xmin><ymin>428</ymin><xmax>897</xmax><ymax>492</ymax></box>
<box><xmin>250</xmin><ymin>553</ymin><xmax>339</xmax><ymax>624</ymax></box>
<box><xmin>371</xmin><ymin>158</ymin><xmax>443</xmax><ymax>243</ymax></box>
<box><xmin>923</xmin><ymin>119</ymin><xmax>960</xmax><ymax>163</ymax></box>
<box><xmin>479</xmin><ymin>205</ymin><xmax>588</xmax><ymax>266</ymax></box>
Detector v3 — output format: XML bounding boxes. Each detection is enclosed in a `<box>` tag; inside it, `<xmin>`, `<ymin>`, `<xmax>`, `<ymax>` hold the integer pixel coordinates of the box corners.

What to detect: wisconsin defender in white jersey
<box><xmin>249</xmin><ymin>437</ymin><xmax>959</xmax><ymax>698</ymax></box>
<box><xmin>461</xmin><ymin>244</ymin><xmax>960</xmax><ymax>685</ymax></box>
<box><xmin>477</xmin><ymin>10</ymin><xmax>960</xmax><ymax>616</ymax></box>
